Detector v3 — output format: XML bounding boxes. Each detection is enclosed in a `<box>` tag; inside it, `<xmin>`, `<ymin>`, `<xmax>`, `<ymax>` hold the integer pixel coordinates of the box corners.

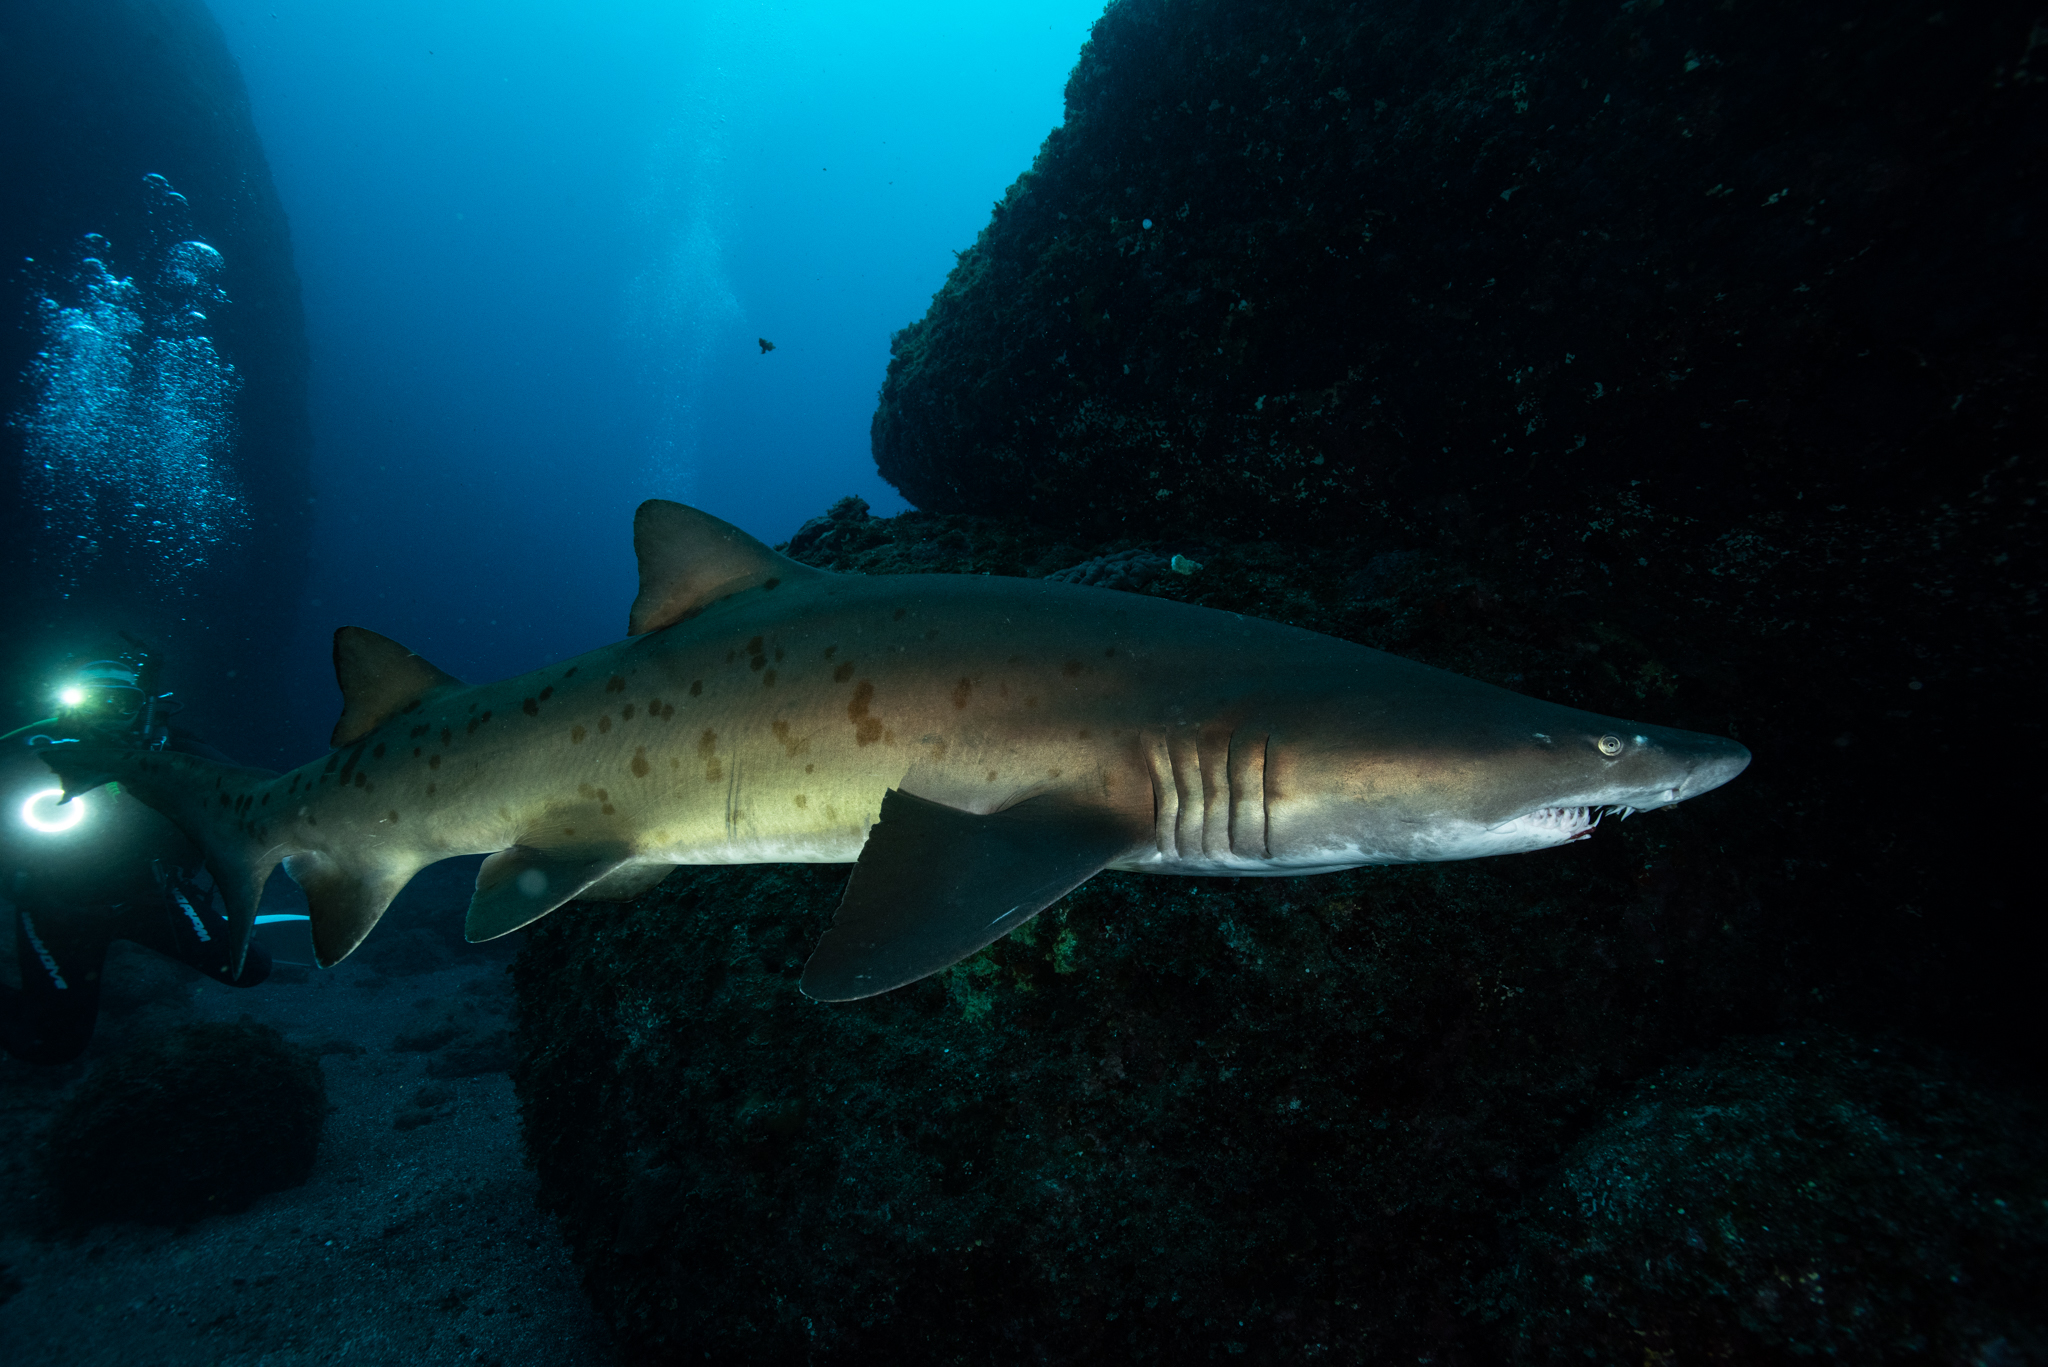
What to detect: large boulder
<box><xmin>45</xmin><ymin>1021</ymin><xmax>326</xmax><ymax>1226</ymax></box>
<box><xmin>0</xmin><ymin>0</ymin><xmax>312</xmax><ymax>744</ymax></box>
<box><xmin>1503</xmin><ymin>1033</ymin><xmax>2048</xmax><ymax>1364</ymax></box>
<box><xmin>873</xmin><ymin>0</ymin><xmax>2044</xmax><ymax>549</ymax></box>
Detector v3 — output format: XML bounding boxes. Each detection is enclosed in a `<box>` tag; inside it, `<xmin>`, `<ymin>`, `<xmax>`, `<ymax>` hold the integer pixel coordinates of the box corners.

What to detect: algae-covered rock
<box><xmin>873</xmin><ymin>0</ymin><xmax>2044</xmax><ymax>549</ymax></box>
<box><xmin>46</xmin><ymin>1021</ymin><xmax>326</xmax><ymax>1226</ymax></box>
<box><xmin>1502</xmin><ymin>1033</ymin><xmax>2048</xmax><ymax>1364</ymax></box>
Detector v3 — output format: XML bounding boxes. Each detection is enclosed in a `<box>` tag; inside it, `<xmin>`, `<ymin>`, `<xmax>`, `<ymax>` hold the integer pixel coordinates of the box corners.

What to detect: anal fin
<box><xmin>284</xmin><ymin>851</ymin><xmax>424</xmax><ymax>968</ymax></box>
<box><xmin>467</xmin><ymin>845</ymin><xmax>631</xmax><ymax>942</ymax></box>
<box><xmin>800</xmin><ymin>789</ymin><xmax>1138</xmax><ymax>1002</ymax></box>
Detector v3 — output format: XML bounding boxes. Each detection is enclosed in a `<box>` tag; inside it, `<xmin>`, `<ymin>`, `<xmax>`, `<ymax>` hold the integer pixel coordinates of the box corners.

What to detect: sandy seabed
<box><xmin>0</xmin><ymin>863</ymin><xmax>617</xmax><ymax>1366</ymax></box>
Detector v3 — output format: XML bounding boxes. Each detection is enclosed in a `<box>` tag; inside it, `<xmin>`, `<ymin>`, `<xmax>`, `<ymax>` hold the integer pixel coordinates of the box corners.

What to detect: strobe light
<box><xmin>19</xmin><ymin>787</ymin><xmax>87</xmax><ymax>835</ymax></box>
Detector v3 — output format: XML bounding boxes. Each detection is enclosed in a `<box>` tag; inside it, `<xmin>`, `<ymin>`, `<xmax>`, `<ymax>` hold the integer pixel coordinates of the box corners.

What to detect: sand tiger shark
<box><xmin>45</xmin><ymin>501</ymin><xmax>1750</xmax><ymax>1000</ymax></box>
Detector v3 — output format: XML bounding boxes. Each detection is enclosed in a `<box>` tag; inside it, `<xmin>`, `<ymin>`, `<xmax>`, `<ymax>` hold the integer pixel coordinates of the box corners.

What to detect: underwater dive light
<box><xmin>19</xmin><ymin>786</ymin><xmax>87</xmax><ymax>835</ymax></box>
<box><xmin>57</xmin><ymin>686</ymin><xmax>86</xmax><ymax>708</ymax></box>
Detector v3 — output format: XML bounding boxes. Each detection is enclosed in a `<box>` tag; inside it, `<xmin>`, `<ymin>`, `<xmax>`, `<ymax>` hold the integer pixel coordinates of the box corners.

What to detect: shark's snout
<box><xmin>1658</xmin><ymin>734</ymin><xmax>1752</xmax><ymax>805</ymax></box>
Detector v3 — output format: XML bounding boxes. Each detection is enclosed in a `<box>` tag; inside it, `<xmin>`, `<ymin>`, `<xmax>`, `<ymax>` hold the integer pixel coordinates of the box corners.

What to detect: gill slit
<box><xmin>1261</xmin><ymin>732</ymin><xmax>1274</xmax><ymax>860</ymax></box>
<box><xmin>724</xmin><ymin>749</ymin><xmax>742</xmax><ymax>842</ymax></box>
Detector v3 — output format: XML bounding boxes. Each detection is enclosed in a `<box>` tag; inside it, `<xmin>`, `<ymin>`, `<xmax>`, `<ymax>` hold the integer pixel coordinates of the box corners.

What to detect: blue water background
<box><xmin>205</xmin><ymin>0</ymin><xmax>1101</xmax><ymax>760</ymax></box>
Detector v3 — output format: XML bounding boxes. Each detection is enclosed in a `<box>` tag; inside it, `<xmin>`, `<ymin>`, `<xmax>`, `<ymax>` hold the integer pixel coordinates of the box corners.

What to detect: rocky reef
<box><xmin>874</xmin><ymin>0</ymin><xmax>2044</xmax><ymax>550</ymax></box>
<box><xmin>515</xmin><ymin>0</ymin><xmax>2045</xmax><ymax>1359</ymax></box>
<box><xmin>0</xmin><ymin>0</ymin><xmax>313</xmax><ymax>744</ymax></box>
<box><xmin>1505</xmin><ymin>1033</ymin><xmax>2047</xmax><ymax>1363</ymax></box>
<box><xmin>45</xmin><ymin>1021</ymin><xmax>325</xmax><ymax>1227</ymax></box>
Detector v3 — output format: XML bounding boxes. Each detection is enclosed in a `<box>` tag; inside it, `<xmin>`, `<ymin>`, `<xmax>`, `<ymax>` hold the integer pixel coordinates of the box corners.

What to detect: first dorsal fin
<box><xmin>331</xmin><ymin>626</ymin><xmax>465</xmax><ymax>748</ymax></box>
<box><xmin>628</xmin><ymin>499</ymin><xmax>823</xmax><ymax>636</ymax></box>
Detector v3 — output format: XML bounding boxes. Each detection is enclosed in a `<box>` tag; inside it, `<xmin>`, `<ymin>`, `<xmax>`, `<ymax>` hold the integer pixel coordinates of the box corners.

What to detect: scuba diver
<box><xmin>0</xmin><ymin>645</ymin><xmax>273</xmax><ymax>1064</ymax></box>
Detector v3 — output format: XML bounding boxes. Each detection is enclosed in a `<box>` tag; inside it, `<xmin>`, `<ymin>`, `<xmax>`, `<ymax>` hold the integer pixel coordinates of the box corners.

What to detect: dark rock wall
<box><xmin>0</xmin><ymin>0</ymin><xmax>312</xmax><ymax>743</ymax></box>
<box><xmin>874</xmin><ymin>0</ymin><xmax>2044</xmax><ymax>548</ymax></box>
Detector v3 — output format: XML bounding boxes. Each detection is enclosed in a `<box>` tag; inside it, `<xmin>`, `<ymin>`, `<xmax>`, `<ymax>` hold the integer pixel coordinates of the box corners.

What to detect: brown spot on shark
<box><xmin>598</xmin><ymin>716</ymin><xmax>612</xmax><ymax>735</ymax></box>
<box><xmin>848</xmin><ymin>681</ymin><xmax>883</xmax><ymax>746</ymax></box>
<box><xmin>699</xmin><ymin>729</ymin><xmax>722</xmax><ymax>782</ymax></box>
<box><xmin>622</xmin><ymin>704</ymin><xmax>637</xmax><ymax>721</ymax></box>
<box><xmin>522</xmin><ymin>697</ymin><xmax>540</xmax><ymax>716</ymax></box>
<box><xmin>952</xmin><ymin>677</ymin><xmax>972</xmax><ymax>709</ymax></box>
<box><xmin>833</xmin><ymin>662</ymin><xmax>855</xmax><ymax>683</ymax></box>
<box><xmin>606</xmin><ymin>675</ymin><xmax>626</xmax><ymax>693</ymax></box>
<box><xmin>571</xmin><ymin>725</ymin><xmax>587</xmax><ymax>744</ymax></box>
<box><xmin>631</xmin><ymin>748</ymin><xmax>650</xmax><ymax>778</ymax></box>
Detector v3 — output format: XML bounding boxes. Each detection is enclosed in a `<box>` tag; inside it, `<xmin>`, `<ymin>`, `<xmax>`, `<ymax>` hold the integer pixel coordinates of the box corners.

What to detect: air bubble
<box><xmin>17</xmin><ymin>199</ymin><xmax>246</xmax><ymax>590</ymax></box>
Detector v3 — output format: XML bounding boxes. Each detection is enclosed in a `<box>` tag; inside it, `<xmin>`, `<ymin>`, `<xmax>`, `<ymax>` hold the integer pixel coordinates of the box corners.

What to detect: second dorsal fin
<box><xmin>330</xmin><ymin>626</ymin><xmax>466</xmax><ymax>748</ymax></box>
<box><xmin>628</xmin><ymin>499</ymin><xmax>823</xmax><ymax>636</ymax></box>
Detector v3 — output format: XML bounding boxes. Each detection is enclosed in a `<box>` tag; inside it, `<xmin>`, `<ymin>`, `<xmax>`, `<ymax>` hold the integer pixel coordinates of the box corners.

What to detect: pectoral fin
<box><xmin>799</xmin><ymin>789</ymin><xmax>1138</xmax><ymax>1002</ymax></box>
<box><xmin>580</xmin><ymin>862</ymin><xmax>677</xmax><ymax>901</ymax></box>
<box><xmin>466</xmin><ymin>845</ymin><xmax>631</xmax><ymax>942</ymax></box>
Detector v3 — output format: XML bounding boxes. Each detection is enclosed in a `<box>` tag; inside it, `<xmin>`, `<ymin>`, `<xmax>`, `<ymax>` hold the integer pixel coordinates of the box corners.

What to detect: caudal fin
<box><xmin>42</xmin><ymin>744</ymin><xmax>295</xmax><ymax>976</ymax></box>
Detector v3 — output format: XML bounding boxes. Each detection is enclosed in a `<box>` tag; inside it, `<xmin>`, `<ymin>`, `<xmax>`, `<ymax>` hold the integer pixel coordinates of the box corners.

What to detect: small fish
<box><xmin>45</xmin><ymin>501</ymin><xmax>1749</xmax><ymax>1000</ymax></box>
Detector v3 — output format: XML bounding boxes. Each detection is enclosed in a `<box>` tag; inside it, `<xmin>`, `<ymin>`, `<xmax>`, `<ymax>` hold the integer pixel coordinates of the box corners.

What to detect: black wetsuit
<box><xmin>1</xmin><ymin>730</ymin><xmax>272</xmax><ymax>1064</ymax></box>
<box><xmin>2</xmin><ymin>872</ymin><xmax>271</xmax><ymax>1064</ymax></box>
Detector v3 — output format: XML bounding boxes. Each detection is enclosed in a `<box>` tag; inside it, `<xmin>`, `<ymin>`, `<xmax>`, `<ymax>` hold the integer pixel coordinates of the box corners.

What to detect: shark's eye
<box><xmin>1597</xmin><ymin>734</ymin><xmax>1624</xmax><ymax>757</ymax></box>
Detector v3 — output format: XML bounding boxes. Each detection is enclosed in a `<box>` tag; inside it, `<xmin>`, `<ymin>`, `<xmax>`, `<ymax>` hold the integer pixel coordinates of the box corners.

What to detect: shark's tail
<box><xmin>42</xmin><ymin>743</ymin><xmax>298</xmax><ymax>975</ymax></box>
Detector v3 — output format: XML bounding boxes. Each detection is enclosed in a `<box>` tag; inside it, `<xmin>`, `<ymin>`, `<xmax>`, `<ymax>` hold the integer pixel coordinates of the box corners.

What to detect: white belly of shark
<box><xmin>42</xmin><ymin>500</ymin><xmax>1750</xmax><ymax>1002</ymax></box>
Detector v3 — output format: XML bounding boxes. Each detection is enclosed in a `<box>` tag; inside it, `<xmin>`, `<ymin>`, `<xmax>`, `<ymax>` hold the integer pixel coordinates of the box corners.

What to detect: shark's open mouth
<box><xmin>1498</xmin><ymin>804</ymin><xmax>1642</xmax><ymax>845</ymax></box>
